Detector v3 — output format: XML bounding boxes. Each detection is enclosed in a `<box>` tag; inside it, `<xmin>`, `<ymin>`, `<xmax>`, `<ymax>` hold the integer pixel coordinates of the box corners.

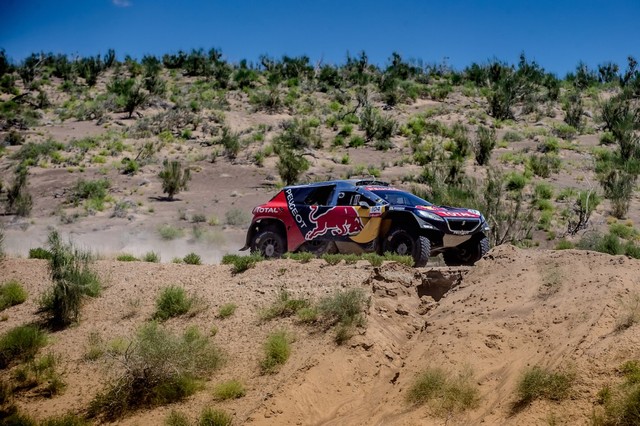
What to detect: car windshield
<box><xmin>370</xmin><ymin>189</ymin><xmax>433</xmax><ymax>207</ymax></box>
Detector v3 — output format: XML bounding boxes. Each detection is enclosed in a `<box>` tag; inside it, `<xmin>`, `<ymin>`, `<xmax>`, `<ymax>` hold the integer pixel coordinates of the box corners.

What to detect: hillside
<box><xmin>1</xmin><ymin>246</ymin><xmax>639</xmax><ymax>424</ymax></box>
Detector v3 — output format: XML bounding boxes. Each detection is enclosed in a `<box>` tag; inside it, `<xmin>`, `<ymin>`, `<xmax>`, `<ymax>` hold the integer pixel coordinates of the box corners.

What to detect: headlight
<box><xmin>417</xmin><ymin>210</ymin><xmax>444</xmax><ymax>222</ymax></box>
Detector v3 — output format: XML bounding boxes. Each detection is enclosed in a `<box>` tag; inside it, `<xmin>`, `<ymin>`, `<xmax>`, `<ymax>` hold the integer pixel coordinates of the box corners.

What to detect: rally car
<box><xmin>241</xmin><ymin>179</ymin><xmax>490</xmax><ymax>267</ymax></box>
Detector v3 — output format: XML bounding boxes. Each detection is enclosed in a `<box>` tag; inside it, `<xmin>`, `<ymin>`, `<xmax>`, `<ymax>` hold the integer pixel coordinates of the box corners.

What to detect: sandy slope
<box><xmin>1</xmin><ymin>246</ymin><xmax>640</xmax><ymax>425</ymax></box>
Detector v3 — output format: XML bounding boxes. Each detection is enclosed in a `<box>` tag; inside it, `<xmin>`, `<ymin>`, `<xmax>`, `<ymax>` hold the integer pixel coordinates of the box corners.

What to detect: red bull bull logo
<box><xmin>305</xmin><ymin>206</ymin><xmax>364</xmax><ymax>240</ymax></box>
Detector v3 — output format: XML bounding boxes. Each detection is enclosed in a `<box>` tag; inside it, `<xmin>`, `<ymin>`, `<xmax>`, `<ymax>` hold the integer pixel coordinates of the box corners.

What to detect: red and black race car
<box><xmin>241</xmin><ymin>179</ymin><xmax>490</xmax><ymax>267</ymax></box>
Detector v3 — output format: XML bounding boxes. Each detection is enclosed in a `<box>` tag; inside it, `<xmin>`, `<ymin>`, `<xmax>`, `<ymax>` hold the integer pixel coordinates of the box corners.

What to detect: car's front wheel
<box><xmin>383</xmin><ymin>228</ymin><xmax>431</xmax><ymax>267</ymax></box>
<box><xmin>443</xmin><ymin>235</ymin><xmax>490</xmax><ymax>266</ymax></box>
<box><xmin>251</xmin><ymin>229</ymin><xmax>286</xmax><ymax>258</ymax></box>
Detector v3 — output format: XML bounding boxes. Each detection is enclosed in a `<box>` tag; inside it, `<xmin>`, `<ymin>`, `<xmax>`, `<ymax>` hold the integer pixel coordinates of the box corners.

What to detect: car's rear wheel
<box><xmin>443</xmin><ymin>235</ymin><xmax>490</xmax><ymax>266</ymax></box>
<box><xmin>251</xmin><ymin>229</ymin><xmax>286</xmax><ymax>258</ymax></box>
<box><xmin>383</xmin><ymin>228</ymin><xmax>431</xmax><ymax>267</ymax></box>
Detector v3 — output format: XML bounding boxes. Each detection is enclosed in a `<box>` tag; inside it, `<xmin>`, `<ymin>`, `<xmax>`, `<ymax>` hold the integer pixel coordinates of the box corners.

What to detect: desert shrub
<box><xmin>261</xmin><ymin>290</ymin><xmax>309</xmax><ymax>320</ymax></box>
<box><xmin>39</xmin><ymin>413</ymin><xmax>88</xmax><ymax>426</ymax></box>
<box><xmin>143</xmin><ymin>251</ymin><xmax>160</xmax><ymax>263</ymax></box>
<box><xmin>600</xmin><ymin>131</ymin><xmax>617</xmax><ymax>145</ymax></box>
<box><xmin>406</xmin><ymin>367</ymin><xmax>480</xmax><ymax>415</ymax></box>
<box><xmin>6</xmin><ymin>165</ymin><xmax>33</xmax><ymax>217</ymax></box>
<box><xmin>221</xmin><ymin>254</ymin><xmax>263</xmax><ymax>274</ymax></box>
<box><xmin>597</xmin><ymin>359</ymin><xmax>640</xmax><ymax>425</ymax></box>
<box><xmin>69</xmin><ymin>179</ymin><xmax>110</xmax><ymax>206</ymax></box>
<box><xmin>39</xmin><ymin>230</ymin><xmax>101</xmax><ymax>327</ymax></box>
<box><xmin>0</xmin><ymin>224</ymin><xmax>4</xmax><ymax>258</ymax></box>
<box><xmin>599</xmin><ymin>169</ymin><xmax>636</xmax><ymax>218</ymax></box>
<box><xmin>0</xmin><ymin>280</ymin><xmax>27</xmax><ymax>311</ymax></box>
<box><xmin>0</xmin><ymin>409</ymin><xmax>37</xmax><ymax>425</ymax></box>
<box><xmin>213</xmin><ymin>380</ymin><xmax>246</xmax><ymax>400</ymax></box>
<box><xmin>555</xmin><ymin>240</ymin><xmax>574</xmax><ymax>250</ymax></box>
<box><xmin>198</xmin><ymin>408</ymin><xmax>233</xmax><ymax>426</ymax></box>
<box><xmin>534</xmin><ymin>183</ymin><xmax>554</xmax><ymax>200</ymax></box>
<box><xmin>13</xmin><ymin>140</ymin><xmax>64</xmax><ymax>163</ymax></box>
<box><xmin>609</xmin><ymin>223</ymin><xmax>638</xmax><ymax>240</ymax></box>
<box><xmin>225</xmin><ymin>208</ymin><xmax>249</xmax><ymax>226</ymax></box>
<box><xmin>502</xmin><ymin>131</ymin><xmax>523</xmax><ymax>142</ymax></box>
<box><xmin>158</xmin><ymin>224</ymin><xmax>184</xmax><ymax>240</ymax></box>
<box><xmin>563</xmin><ymin>90</ymin><xmax>584</xmax><ymax>131</ymax></box>
<box><xmin>13</xmin><ymin>352</ymin><xmax>66</xmax><ymax>397</ymax></box>
<box><xmin>297</xmin><ymin>306</ymin><xmax>319</xmax><ymax>323</ymax></box>
<box><xmin>553</xmin><ymin>123</ymin><xmax>577</xmax><ymax>140</ymax></box>
<box><xmin>183</xmin><ymin>252</ymin><xmax>201</xmax><ymax>265</ymax></box>
<box><xmin>260</xmin><ymin>330</ymin><xmax>292</xmax><ymax>374</ymax></box>
<box><xmin>515</xmin><ymin>366</ymin><xmax>574</xmax><ymax>406</ymax></box>
<box><xmin>88</xmin><ymin>323</ymin><xmax>223</xmax><ymax>420</ymax></box>
<box><xmin>0</xmin><ymin>325</ymin><xmax>47</xmax><ymax>368</ymax></box>
<box><xmin>318</xmin><ymin>288</ymin><xmax>367</xmax><ymax>344</ymax></box>
<box><xmin>382</xmin><ymin>252</ymin><xmax>415</xmax><ymax>266</ymax></box>
<box><xmin>165</xmin><ymin>410</ymin><xmax>191</xmax><ymax>426</ymax></box>
<box><xmin>217</xmin><ymin>303</ymin><xmax>237</xmax><ymax>319</ymax></box>
<box><xmin>116</xmin><ymin>253</ymin><xmax>138</xmax><ymax>262</ymax></box>
<box><xmin>283</xmin><ymin>252</ymin><xmax>314</xmax><ymax>263</ymax></box>
<box><xmin>538</xmin><ymin>137</ymin><xmax>560</xmax><ymax>153</ymax></box>
<box><xmin>505</xmin><ymin>172</ymin><xmax>527</xmax><ymax>191</ymax></box>
<box><xmin>528</xmin><ymin>153</ymin><xmax>561</xmax><ymax>178</ymax></box>
<box><xmin>191</xmin><ymin>213</ymin><xmax>207</xmax><ymax>223</ymax></box>
<box><xmin>159</xmin><ymin>160</ymin><xmax>191</xmax><ymax>200</ymax></box>
<box><xmin>275</xmin><ymin>146</ymin><xmax>309</xmax><ymax>185</ymax></box>
<box><xmin>218</xmin><ymin>127</ymin><xmax>241</xmax><ymax>160</ymax></box>
<box><xmin>29</xmin><ymin>247</ymin><xmax>52</xmax><ymax>259</ymax></box>
<box><xmin>614</xmin><ymin>294</ymin><xmax>640</xmax><ymax>332</ymax></box>
<box><xmin>474</xmin><ymin>126</ymin><xmax>496</xmax><ymax>166</ymax></box>
<box><xmin>154</xmin><ymin>286</ymin><xmax>194</xmax><ymax>321</ymax></box>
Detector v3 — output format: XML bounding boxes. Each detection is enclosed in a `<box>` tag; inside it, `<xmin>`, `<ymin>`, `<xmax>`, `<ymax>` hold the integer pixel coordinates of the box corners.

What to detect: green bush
<box><xmin>116</xmin><ymin>253</ymin><xmax>138</xmax><ymax>262</ymax></box>
<box><xmin>474</xmin><ymin>126</ymin><xmax>497</xmax><ymax>166</ymax></box>
<box><xmin>0</xmin><ymin>280</ymin><xmax>27</xmax><ymax>311</ymax></box>
<box><xmin>165</xmin><ymin>410</ymin><xmax>191</xmax><ymax>426</ymax></box>
<box><xmin>555</xmin><ymin>240</ymin><xmax>575</xmax><ymax>250</ymax></box>
<box><xmin>318</xmin><ymin>288</ymin><xmax>367</xmax><ymax>344</ymax></box>
<box><xmin>213</xmin><ymin>379</ymin><xmax>246</xmax><ymax>400</ymax></box>
<box><xmin>39</xmin><ymin>230</ymin><xmax>101</xmax><ymax>327</ymax></box>
<box><xmin>502</xmin><ymin>131</ymin><xmax>523</xmax><ymax>142</ymax></box>
<box><xmin>275</xmin><ymin>146</ymin><xmax>309</xmax><ymax>185</ymax></box>
<box><xmin>221</xmin><ymin>254</ymin><xmax>263</xmax><ymax>274</ymax></box>
<box><xmin>406</xmin><ymin>367</ymin><xmax>480</xmax><ymax>415</ymax></box>
<box><xmin>0</xmin><ymin>325</ymin><xmax>47</xmax><ymax>368</ymax></box>
<box><xmin>261</xmin><ymin>290</ymin><xmax>309</xmax><ymax>320</ymax></box>
<box><xmin>6</xmin><ymin>165</ymin><xmax>33</xmax><ymax>217</ymax></box>
<box><xmin>198</xmin><ymin>408</ymin><xmax>233</xmax><ymax>426</ymax></box>
<box><xmin>599</xmin><ymin>169</ymin><xmax>636</xmax><ymax>219</ymax></box>
<box><xmin>597</xmin><ymin>360</ymin><xmax>640</xmax><ymax>425</ymax></box>
<box><xmin>534</xmin><ymin>183</ymin><xmax>554</xmax><ymax>200</ymax></box>
<box><xmin>515</xmin><ymin>366</ymin><xmax>574</xmax><ymax>405</ymax></box>
<box><xmin>183</xmin><ymin>252</ymin><xmax>202</xmax><ymax>265</ymax></box>
<box><xmin>505</xmin><ymin>172</ymin><xmax>527</xmax><ymax>191</ymax></box>
<box><xmin>143</xmin><ymin>251</ymin><xmax>160</xmax><ymax>263</ymax></box>
<box><xmin>89</xmin><ymin>323</ymin><xmax>223</xmax><ymax>420</ymax></box>
<box><xmin>69</xmin><ymin>179</ymin><xmax>110</xmax><ymax>209</ymax></box>
<box><xmin>610</xmin><ymin>223</ymin><xmax>638</xmax><ymax>240</ymax></box>
<box><xmin>154</xmin><ymin>286</ymin><xmax>194</xmax><ymax>321</ymax></box>
<box><xmin>158</xmin><ymin>160</ymin><xmax>191</xmax><ymax>200</ymax></box>
<box><xmin>158</xmin><ymin>224</ymin><xmax>184</xmax><ymax>240</ymax></box>
<box><xmin>260</xmin><ymin>330</ymin><xmax>292</xmax><ymax>374</ymax></box>
<box><xmin>39</xmin><ymin>413</ymin><xmax>88</xmax><ymax>426</ymax></box>
<box><xmin>225</xmin><ymin>208</ymin><xmax>250</xmax><ymax>226</ymax></box>
<box><xmin>217</xmin><ymin>303</ymin><xmax>237</xmax><ymax>319</ymax></box>
<box><xmin>29</xmin><ymin>247</ymin><xmax>52</xmax><ymax>259</ymax></box>
<box><xmin>528</xmin><ymin>153</ymin><xmax>561</xmax><ymax>178</ymax></box>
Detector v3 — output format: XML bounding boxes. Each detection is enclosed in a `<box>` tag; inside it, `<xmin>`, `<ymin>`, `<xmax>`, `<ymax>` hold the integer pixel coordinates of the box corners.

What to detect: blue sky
<box><xmin>1</xmin><ymin>0</ymin><xmax>639</xmax><ymax>75</ymax></box>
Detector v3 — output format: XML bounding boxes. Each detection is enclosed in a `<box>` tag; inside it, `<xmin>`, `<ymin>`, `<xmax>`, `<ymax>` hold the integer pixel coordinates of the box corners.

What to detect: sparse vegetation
<box><xmin>154</xmin><ymin>285</ymin><xmax>195</xmax><ymax>321</ymax></box>
<box><xmin>0</xmin><ymin>280</ymin><xmax>27</xmax><ymax>311</ymax></box>
<box><xmin>158</xmin><ymin>159</ymin><xmax>191</xmax><ymax>200</ymax></box>
<box><xmin>28</xmin><ymin>247</ymin><xmax>52</xmax><ymax>259</ymax></box>
<box><xmin>261</xmin><ymin>290</ymin><xmax>310</xmax><ymax>320</ymax></box>
<box><xmin>183</xmin><ymin>252</ymin><xmax>202</xmax><ymax>265</ymax></box>
<box><xmin>198</xmin><ymin>408</ymin><xmax>233</xmax><ymax>426</ymax></box>
<box><xmin>515</xmin><ymin>366</ymin><xmax>575</xmax><ymax>406</ymax></box>
<box><xmin>158</xmin><ymin>224</ymin><xmax>184</xmax><ymax>240</ymax></box>
<box><xmin>213</xmin><ymin>379</ymin><xmax>246</xmax><ymax>400</ymax></box>
<box><xmin>143</xmin><ymin>251</ymin><xmax>160</xmax><ymax>262</ymax></box>
<box><xmin>260</xmin><ymin>330</ymin><xmax>292</xmax><ymax>374</ymax></box>
<box><xmin>0</xmin><ymin>325</ymin><xmax>47</xmax><ymax>368</ymax></box>
<box><xmin>89</xmin><ymin>323</ymin><xmax>223</xmax><ymax>420</ymax></box>
<box><xmin>318</xmin><ymin>288</ymin><xmax>368</xmax><ymax>344</ymax></box>
<box><xmin>406</xmin><ymin>367</ymin><xmax>480</xmax><ymax>415</ymax></box>
<box><xmin>217</xmin><ymin>303</ymin><xmax>237</xmax><ymax>319</ymax></box>
<box><xmin>39</xmin><ymin>230</ymin><xmax>101</xmax><ymax>327</ymax></box>
<box><xmin>221</xmin><ymin>253</ymin><xmax>263</xmax><ymax>273</ymax></box>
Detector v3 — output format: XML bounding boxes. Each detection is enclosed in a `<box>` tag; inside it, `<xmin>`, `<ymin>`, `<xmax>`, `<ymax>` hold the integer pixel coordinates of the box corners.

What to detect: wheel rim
<box><xmin>392</xmin><ymin>235</ymin><xmax>413</xmax><ymax>256</ymax></box>
<box><xmin>261</xmin><ymin>237</ymin><xmax>281</xmax><ymax>257</ymax></box>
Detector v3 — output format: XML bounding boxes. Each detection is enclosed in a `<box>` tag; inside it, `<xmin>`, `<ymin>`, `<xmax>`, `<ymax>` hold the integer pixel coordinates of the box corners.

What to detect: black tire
<box><xmin>443</xmin><ymin>235</ymin><xmax>490</xmax><ymax>266</ymax></box>
<box><xmin>383</xmin><ymin>228</ymin><xmax>431</xmax><ymax>267</ymax></box>
<box><xmin>251</xmin><ymin>229</ymin><xmax>286</xmax><ymax>258</ymax></box>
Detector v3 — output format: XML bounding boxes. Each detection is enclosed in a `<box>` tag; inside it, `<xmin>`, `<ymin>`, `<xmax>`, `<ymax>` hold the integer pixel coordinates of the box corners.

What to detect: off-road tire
<box><xmin>443</xmin><ymin>235</ymin><xmax>490</xmax><ymax>266</ymax></box>
<box><xmin>251</xmin><ymin>229</ymin><xmax>286</xmax><ymax>258</ymax></box>
<box><xmin>383</xmin><ymin>228</ymin><xmax>430</xmax><ymax>267</ymax></box>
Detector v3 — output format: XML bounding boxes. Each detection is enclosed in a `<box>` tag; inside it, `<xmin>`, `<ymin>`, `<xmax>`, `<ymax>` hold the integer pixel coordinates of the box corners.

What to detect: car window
<box><xmin>294</xmin><ymin>185</ymin><xmax>335</xmax><ymax>205</ymax></box>
<box><xmin>337</xmin><ymin>191</ymin><xmax>375</xmax><ymax>206</ymax></box>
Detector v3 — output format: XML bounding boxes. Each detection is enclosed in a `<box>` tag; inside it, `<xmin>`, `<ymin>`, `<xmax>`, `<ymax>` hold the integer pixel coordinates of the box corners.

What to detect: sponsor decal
<box><xmin>305</xmin><ymin>206</ymin><xmax>364</xmax><ymax>240</ymax></box>
<box><xmin>389</xmin><ymin>206</ymin><xmax>405</xmax><ymax>211</ymax></box>
<box><xmin>286</xmin><ymin>189</ymin><xmax>307</xmax><ymax>228</ymax></box>
<box><xmin>417</xmin><ymin>205</ymin><xmax>480</xmax><ymax>218</ymax></box>
<box><xmin>253</xmin><ymin>206</ymin><xmax>282</xmax><ymax>214</ymax></box>
<box><xmin>369</xmin><ymin>205</ymin><xmax>383</xmax><ymax>217</ymax></box>
<box><xmin>364</xmin><ymin>186</ymin><xmax>398</xmax><ymax>191</ymax></box>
